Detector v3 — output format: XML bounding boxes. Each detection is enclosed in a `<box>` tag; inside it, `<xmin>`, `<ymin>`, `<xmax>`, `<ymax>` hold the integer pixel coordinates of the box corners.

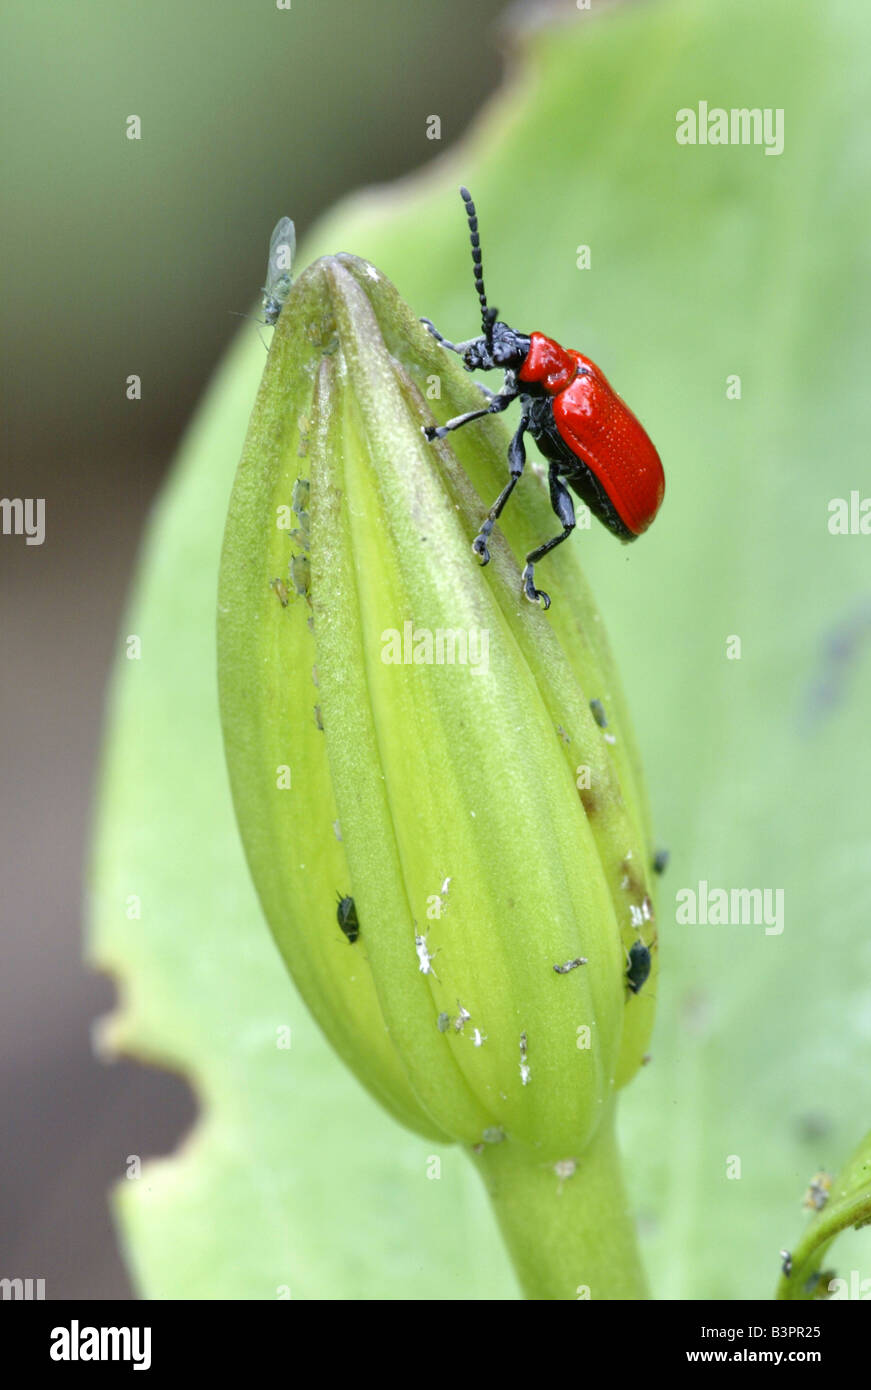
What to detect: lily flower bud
<box><xmin>218</xmin><ymin>252</ymin><xmax>658</xmax><ymax>1165</ymax></box>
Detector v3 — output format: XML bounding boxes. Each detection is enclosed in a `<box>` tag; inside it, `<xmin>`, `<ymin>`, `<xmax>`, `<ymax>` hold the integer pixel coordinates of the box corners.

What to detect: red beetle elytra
<box><xmin>422</xmin><ymin>187</ymin><xmax>665</xmax><ymax>608</ymax></box>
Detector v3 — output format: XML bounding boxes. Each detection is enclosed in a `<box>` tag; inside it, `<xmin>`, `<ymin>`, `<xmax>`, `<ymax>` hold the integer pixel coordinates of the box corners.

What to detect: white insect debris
<box><xmin>333</xmin><ymin>820</ymin><xmax>343</xmax><ymax>841</ymax></box>
<box><xmin>364</xmin><ymin>263</ymin><xmax>379</xmax><ymax>281</ymax></box>
<box><xmin>261</xmin><ymin>216</ymin><xmax>296</xmax><ymax>326</ymax></box>
<box><xmin>553</xmin><ymin>956</ymin><xmax>587</xmax><ymax>974</ymax></box>
<box><xmin>432</xmin><ymin>874</ymin><xmax>452</xmax><ymax>917</ymax></box>
<box><xmin>519</xmin><ymin>1030</ymin><xmax>531</xmax><ymax>1086</ymax></box>
<box><xmin>604</xmin><ymin>732</ymin><xmax>617</xmax><ymax>745</ymax></box>
<box><xmin>553</xmin><ymin>1158</ymin><xmax>577</xmax><ymax>1192</ymax></box>
<box><xmin>471</xmin><ymin>1028</ymin><xmax>487</xmax><ymax>1048</ymax></box>
<box><xmin>630</xmin><ymin>897</ymin><xmax>654</xmax><ymax>929</ymax></box>
<box><xmin>414</xmin><ymin>932</ymin><xmax>438</xmax><ymax>977</ymax></box>
<box><xmin>803</xmin><ymin>1173</ymin><xmax>832</xmax><ymax>1211</ymax></box>
<box><xmin>454</xmin><ymin>1004</ymin><xmax>471</xmax><ymax>1033</ymax></box>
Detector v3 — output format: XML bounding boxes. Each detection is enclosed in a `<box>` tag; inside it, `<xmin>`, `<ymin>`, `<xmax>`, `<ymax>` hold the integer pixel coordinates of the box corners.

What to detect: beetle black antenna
<box><xmin>459</xmin><ymin>187</ymin><xmax>497</xmax><ymax>346</ymax></box>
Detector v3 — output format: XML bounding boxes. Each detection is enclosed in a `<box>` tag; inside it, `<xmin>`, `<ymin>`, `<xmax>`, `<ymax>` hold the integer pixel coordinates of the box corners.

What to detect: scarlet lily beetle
<box><xmin>422</xmin><ymin>188</ymin><xmax>665</xmax><ymax>608</ymax></box>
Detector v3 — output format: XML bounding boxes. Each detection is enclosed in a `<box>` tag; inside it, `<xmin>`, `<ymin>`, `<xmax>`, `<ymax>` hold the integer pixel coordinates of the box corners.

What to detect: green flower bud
<box><xmin>218</xmin><ymin>253</ymin><xmax>658</xmax><ymax>1164</ymax></box>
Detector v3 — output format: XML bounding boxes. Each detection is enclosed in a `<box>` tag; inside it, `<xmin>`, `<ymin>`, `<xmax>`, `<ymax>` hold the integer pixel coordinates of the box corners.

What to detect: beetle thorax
<box><xmin>517</xmin><ymin>332</ymin><xmax>579</xmax><ymax>394</ymax></box>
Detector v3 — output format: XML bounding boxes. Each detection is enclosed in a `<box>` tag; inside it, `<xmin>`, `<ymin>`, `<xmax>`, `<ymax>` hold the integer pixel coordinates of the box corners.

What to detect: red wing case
<box><xmin>551</xmin><ymin>352</ymin><xmax>664</xmax><ymax>536</ymax></box>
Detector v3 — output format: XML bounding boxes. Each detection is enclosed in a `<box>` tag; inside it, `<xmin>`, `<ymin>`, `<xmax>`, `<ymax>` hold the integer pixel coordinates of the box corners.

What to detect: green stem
<box><xmin>473</xmin><ymin>1105</ymin><xmax>648</xmax><ymax>1300</ymax></box>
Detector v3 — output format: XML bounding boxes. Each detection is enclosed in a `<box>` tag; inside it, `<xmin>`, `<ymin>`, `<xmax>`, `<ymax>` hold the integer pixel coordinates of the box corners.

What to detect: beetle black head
<box><xmin>458</xmin><ymin>188</ymin><xmax>530</xmax><ymax>373</ymax></box>
<box><xmin>461</xmin><ymin>320</ymin><xmax>530</xmax><ymax>373</ymax></box>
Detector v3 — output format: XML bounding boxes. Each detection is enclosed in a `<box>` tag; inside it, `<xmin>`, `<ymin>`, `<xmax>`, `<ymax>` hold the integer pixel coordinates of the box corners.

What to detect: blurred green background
<box><xmin>5</xmin><ymin>0</ymin><xmax>871</xmax><ymax>1300</ymax></box>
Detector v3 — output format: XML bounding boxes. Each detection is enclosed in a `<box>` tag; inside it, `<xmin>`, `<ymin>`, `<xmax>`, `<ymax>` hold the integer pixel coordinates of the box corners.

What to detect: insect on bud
<box><xmin>218</xmin><ymin>251</ymin><xmax>659</xmax><ymax>1162</ymax></box>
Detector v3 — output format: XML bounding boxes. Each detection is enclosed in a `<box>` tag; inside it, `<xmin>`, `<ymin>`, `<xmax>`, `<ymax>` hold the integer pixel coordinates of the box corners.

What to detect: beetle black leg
<box><xmin>472</xmin><ymin>414</ymin><xmax>529</xmax><ymax>565</ymax></box>
<box><xmin>521</xmin><ymin>468</ymin><xmax>576</xmax><ymax>609</ymax></box>
<box><xmin>422</xmin><ymin>385</ymin><xmax>517</xmax><ymax>442</ymax></box>
<box><xmin>420</xmin><ymin>318</ymin><xmax>479</xmax><ymax>356</ymax></box>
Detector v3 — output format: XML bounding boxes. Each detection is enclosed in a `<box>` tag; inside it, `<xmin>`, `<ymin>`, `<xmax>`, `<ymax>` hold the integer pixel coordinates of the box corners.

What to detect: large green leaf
<box><xmin>89</xmin><ymin>0</ymin><xmax>871</xmax><ymax>1298</ymax></box>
